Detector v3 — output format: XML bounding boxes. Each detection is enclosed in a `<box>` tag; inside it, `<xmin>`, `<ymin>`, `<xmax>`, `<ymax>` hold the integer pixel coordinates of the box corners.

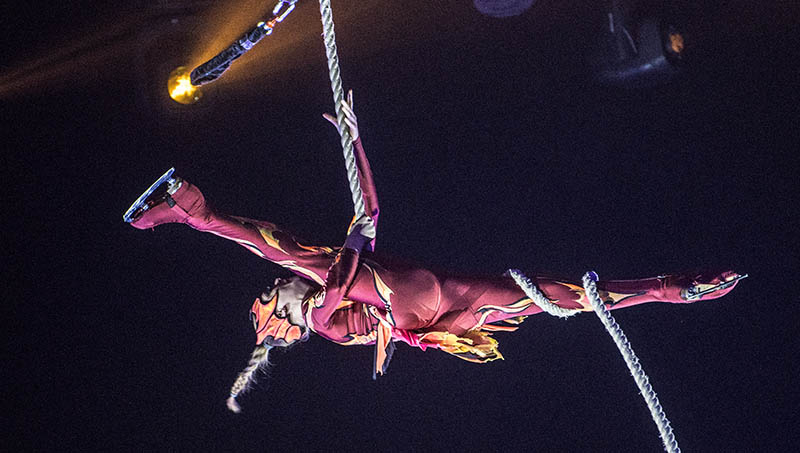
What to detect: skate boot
<box><xmin>123</xmin><ymin>168</ymin><xmax>206</xmax><ymax>229</ymax></box>
<box><xmin>595</xmin><ymin>270</ymin><xmax>746</xmax><ymax>309</ymax></box>
<box><xmin>662</xmin><ymin>271</ymin><xmax>747</xmax><ymax>303</ymax></box>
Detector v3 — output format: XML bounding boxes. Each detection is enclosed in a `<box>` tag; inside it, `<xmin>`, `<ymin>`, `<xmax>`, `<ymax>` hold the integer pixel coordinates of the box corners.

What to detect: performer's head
<box><xmin>228</xmin><ymin>275</ymin><xmax>316</xmax><ymax>413</ymax></box>
<box><xmin>250</xmin><ymin>276</ymin><xmax>313</xmax><ymax>347</ymax></box>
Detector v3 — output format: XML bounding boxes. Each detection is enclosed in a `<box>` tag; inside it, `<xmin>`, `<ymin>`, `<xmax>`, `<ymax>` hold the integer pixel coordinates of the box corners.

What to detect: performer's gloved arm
<box><xmin>310</xmin><ymin>215</ymin><xmax>376</xmax><ymax>330</ymax></box>
<box><xmin>353</xmin><ymin>137</ymin><xmax>379</xmax><ymax>241</ymax></box>
<box><xmin>324</xmin><ymin>89</ymin><xmax>380</xmax><ymax>251</ymax></box>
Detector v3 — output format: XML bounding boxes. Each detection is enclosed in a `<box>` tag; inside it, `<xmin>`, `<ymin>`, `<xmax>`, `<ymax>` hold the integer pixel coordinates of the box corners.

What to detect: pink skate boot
<box><xmin>123</xmin><ymin>168</ymin><xmax>207</xmax><ymax>229</ymax></box>
<box><xmin>662</xmin><ymin>270</ymin><xmax>747</xmax><ymax>303</ymax></box>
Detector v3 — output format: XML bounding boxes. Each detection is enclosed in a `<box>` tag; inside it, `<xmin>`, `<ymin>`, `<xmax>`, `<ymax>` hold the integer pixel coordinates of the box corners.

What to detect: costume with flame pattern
<box><xmin>131</xmin><ymin>137</ymin><xmax>742</xmax><ymax>376</ymax></box>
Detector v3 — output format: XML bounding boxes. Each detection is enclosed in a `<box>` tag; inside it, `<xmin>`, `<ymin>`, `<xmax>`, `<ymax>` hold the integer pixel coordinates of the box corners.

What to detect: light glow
<box><xmin>167</xmin><ymin>66</ymin><xmax>201</xmax><ymax>104</ymax></box>
<box><xmin>669</xmin><ymin>33</ymin><xmax>685</xmax><ymax>55</ymax></box>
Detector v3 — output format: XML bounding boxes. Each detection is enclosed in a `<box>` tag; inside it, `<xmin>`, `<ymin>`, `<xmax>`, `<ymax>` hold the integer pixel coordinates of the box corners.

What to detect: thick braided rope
<box><xmin>507</xmin><ymin>269</ymin><xmax>580</xmax><ymax>318</ymax></box>
<box><xmin>226</xmin><ymin>345</ymin><xmax>271</xmax><ymax>413</ymax></box>
<box><xmin>319</xmin><ymin>0</ymin><xmax>365</xmax><ymax>217</ymax></box>
<box><xmin>582</xmin><ymin>272</ymin><xmax>680</xmax><ymax>453</ymax></box>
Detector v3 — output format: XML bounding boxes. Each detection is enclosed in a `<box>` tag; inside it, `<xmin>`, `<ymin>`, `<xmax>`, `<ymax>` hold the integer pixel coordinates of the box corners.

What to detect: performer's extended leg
<box><xmin>452</xmin><ymin>271</ymin><xmax>742</xmax><ymax>329</ymax></box>
<box><xmin>127</xmin><ymin>175</ymin><xmax>334</xmax><ymax>283</ymax></box>
<box><xmin>598</xmin><ymin>272</ymin><xmax>741</xmax><ymax>308</ymax></box>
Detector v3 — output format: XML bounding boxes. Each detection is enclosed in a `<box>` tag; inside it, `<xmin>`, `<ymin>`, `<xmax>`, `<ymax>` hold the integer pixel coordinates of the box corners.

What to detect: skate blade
<box><xmin>122</xmin><ymin>167</ymin><xmax>175</xmax><ymax>223</ymax></box>
<box><xmin>683</xmin><ymin>273</ymin><xmax>748</xmax><ymax>300</ymax></box>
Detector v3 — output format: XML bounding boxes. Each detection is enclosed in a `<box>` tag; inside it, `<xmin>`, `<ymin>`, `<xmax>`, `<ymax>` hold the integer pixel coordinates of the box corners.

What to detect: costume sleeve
<box><xmin>352</xmin><ymin>137</ymin><xmax>379</xmax><ymax>251</ymax></box>
<box><xmin>309</xmin><ymin>247</ymin><xmax>361</xmax><ymax>331</ymax></box>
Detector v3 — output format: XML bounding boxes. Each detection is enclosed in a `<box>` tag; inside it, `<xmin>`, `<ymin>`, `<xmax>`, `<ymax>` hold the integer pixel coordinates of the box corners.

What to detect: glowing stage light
<box><xmin>167</xmin><ymin>66</ymin><xmax>202</xmax><ymax>104</ymax></box>
<box><xmin>668</xmin><ymin>32</ymin><xmax>685</xmax><ymax>55</ymax></box>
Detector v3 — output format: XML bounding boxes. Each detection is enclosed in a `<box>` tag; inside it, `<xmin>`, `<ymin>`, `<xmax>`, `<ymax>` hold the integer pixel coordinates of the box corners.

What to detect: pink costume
<box><xmin>131</xmin><ymin>137</ymin><xmax>741</xmax><ymax>375</ymax></box>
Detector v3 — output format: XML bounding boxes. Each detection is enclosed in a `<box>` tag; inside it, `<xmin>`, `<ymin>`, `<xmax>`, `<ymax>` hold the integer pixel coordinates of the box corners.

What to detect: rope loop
<box><xmin>509</xmin><ymin>269</ymin><xmax>681</xmax><ymax>452</ymax></box>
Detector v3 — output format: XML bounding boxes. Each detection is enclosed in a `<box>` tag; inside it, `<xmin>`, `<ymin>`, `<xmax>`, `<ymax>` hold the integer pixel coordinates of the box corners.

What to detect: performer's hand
<box><xmin>344</xmin><ymin>214</ymin><xmax>375</xmax><ymax>251</ymax></box>
<box><xmin>323</xmin><ymin>89</ymin><xmax>359</xmax><ymax>141</ymax></box>
<box><xmin>349</xmin><ymin>214</ymin><xmax>376</xmax><ymax>239</ymax></box>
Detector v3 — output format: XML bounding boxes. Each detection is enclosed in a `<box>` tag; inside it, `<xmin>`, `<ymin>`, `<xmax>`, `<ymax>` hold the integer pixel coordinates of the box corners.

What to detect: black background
<box><xmin>3</xmin><ymin>0</ymin><xmax>798</xmax><ymax>450</ymax></box>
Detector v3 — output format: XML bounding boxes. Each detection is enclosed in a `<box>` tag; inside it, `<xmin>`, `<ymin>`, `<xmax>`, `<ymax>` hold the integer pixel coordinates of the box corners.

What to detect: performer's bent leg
<box><xmin>129</xmin><ymin>177</ymin><xmax>333</xmax><ymax>282</ymax></box>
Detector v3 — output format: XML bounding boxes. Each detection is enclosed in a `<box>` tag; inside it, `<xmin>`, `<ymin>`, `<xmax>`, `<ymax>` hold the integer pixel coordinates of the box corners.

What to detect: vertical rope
<box><xmin>318</xmin><ymin>0</ymin><xmax>365</xmax><ymax>217</ymax></box>
<box><xmin>582</xmin><ymin>272</ymin><xmax>680</xmax><ymax>453</ymax></box>
<box><xmin>508</xmin><ymin>269</ymin><xmax>680</xmax><ymax>452</ymax></box>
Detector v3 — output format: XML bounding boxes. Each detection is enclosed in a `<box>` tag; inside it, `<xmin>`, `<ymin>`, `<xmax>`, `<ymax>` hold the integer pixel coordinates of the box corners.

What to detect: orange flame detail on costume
<box><xmin>250</xmin><ymin>294</ymin><xmax>303</xmax><ymax>346</ymax></box>
<box><xmin>296</xmin><ymin>243</ymin><xmax>335</xmax><ymax>255</ymax></box>
<box><xmin>335</xmin><ymin>299</ymin><xmax>355</xmax><ymax>310</ymax></box>
<box><xmin>364</xmin><ymin>264</ymin><xmax>396</xmax><ymax>326</ymax></box>
<box><xmin>418</xmin><ymin>331</ymin><xmax>504</xmax><ymax>363</ymax></box>
<box><xmin>480</xmin><ymin>324</ymin><xmax>519</xmax><ymax>332</ymax></box>
<box><xmin>257</xmin><ymin>226</ymin><xmax>289</xmax><ymax>255</ymax></box>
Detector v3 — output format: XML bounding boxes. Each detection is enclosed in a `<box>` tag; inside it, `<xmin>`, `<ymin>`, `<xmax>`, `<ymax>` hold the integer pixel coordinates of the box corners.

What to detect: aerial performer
<box><xmin>124</xmin><ymin>91</ymin><xmax>744</xmax><ymax>412</ymax></box>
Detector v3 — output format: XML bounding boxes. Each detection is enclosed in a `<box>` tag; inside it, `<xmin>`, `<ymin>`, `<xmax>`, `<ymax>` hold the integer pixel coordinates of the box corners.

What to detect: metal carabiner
<box><xmin>273</xmin><ymin>0</ymin><xmax>298</xmax><ymax>22</ymax></box>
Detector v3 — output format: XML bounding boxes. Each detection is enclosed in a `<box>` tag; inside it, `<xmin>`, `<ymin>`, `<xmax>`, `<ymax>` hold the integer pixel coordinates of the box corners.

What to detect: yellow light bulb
<box><xmin>167</xmin><ymin>66</ymin><xmax>202</xmax><ymax>104</ymax></box>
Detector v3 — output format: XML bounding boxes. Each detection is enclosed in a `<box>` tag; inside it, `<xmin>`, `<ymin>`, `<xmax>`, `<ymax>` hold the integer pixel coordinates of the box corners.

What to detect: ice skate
<box><xmin>680</xmin><ymin>272</ymin><xmax>748</xmax><ymax>301</ymax></box>
<box><xmin>122</xmin><ymin>168</ymin><xmax>182</xmax><ymax>224</ymax></box>
<box><xmin>123</xmin><ymin>168</ymin><xmax>209</xmax><ymax>230</ymax></box>
<box><xmin>661</xmin><ymin>271</ymin><xmax>747</xmax><ymax>302</ymax></box>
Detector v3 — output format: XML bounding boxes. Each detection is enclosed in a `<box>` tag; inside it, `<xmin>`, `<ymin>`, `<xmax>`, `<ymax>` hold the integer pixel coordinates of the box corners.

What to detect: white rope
<box><xmin>508</xmin><ymin>269</ymin><xmax>680</xmax><ymax>452</ymax></box>
<box><xmin>581</xmin><ymin>272</ymin><xmax>680</xmax><ymax>453</ymax></box>
<box><xmin>507</xmin><ymin>269</ymin><xmax>580</xmax><ymax>318</ymax></box>
<box><xmin>318</xmin><ymin>0</ymin><xmax>365</xmax><ymax>218</ymax></box>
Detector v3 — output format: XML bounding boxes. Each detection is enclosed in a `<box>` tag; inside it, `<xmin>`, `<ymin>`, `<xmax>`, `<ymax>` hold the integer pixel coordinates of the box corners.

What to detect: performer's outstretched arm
<box><xmin>324</xmin><ymin>90</ymin><xmax>380</xmax><ymax>251</ymax></box>
<box><xmin>352</xmin><ymin>137</ymin><xmax>380</xmax><ymax>248</ymax></box>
